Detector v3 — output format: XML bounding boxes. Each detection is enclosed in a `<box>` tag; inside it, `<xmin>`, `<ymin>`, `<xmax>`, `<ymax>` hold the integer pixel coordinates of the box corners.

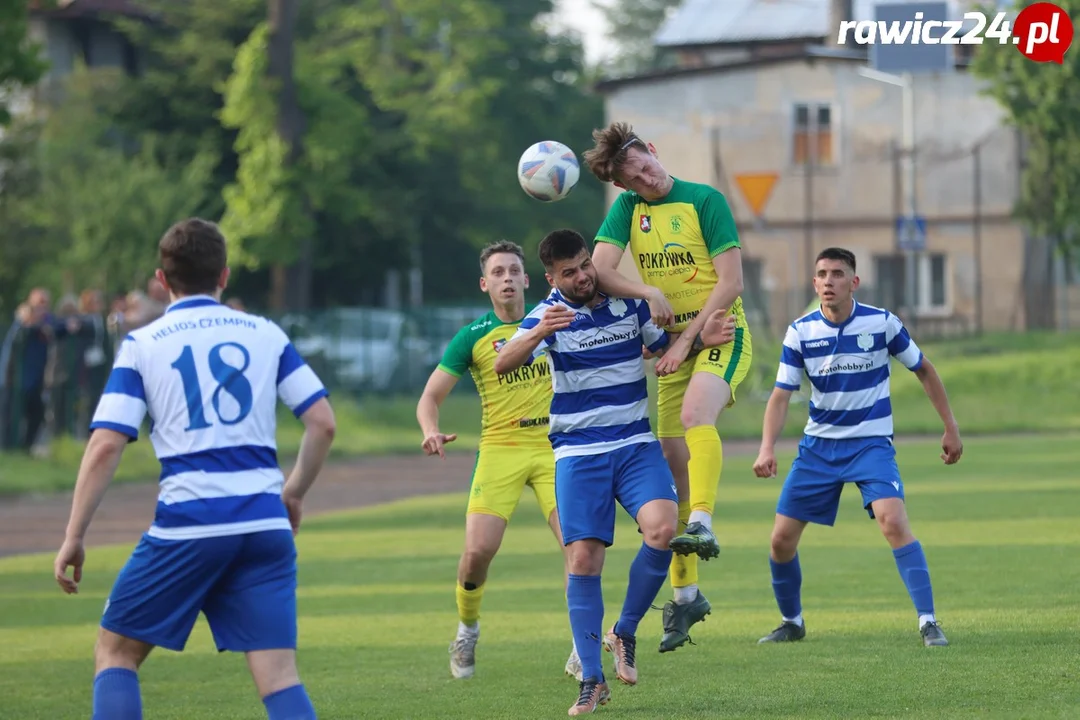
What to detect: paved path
<box><xmin>0</xmin><ymin>438</ymin><xmax>797</xmax><ymax>558</ymax></box>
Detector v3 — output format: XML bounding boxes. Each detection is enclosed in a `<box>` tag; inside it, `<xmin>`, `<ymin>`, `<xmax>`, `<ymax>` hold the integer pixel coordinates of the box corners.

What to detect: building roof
<box><xmin>594</xmin><ymin>47</ymin><xmax>867</xmax><ymax>92</ymax></box>
<box><xmin>654</xmin><ymin>0</ymin><xmax>981</xmax><ymax>48</ymax></box>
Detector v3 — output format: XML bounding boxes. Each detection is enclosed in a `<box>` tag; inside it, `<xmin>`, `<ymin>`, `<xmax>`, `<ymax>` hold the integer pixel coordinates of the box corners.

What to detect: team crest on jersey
<box><xmin>670</xmin><ymin>215</ymin><xmax>682</xmax><ymax>233</ymax></box>
<box><xmin>856</xmin><ymin>333</ymin><xmax>874</xmax><ymax>351</ymax></box>
<box><xmin>639</xmin><ymin>214</ymin><xmax>652</xmax><ymax>233</ymax></box>
<box><xmin>492</xmin><ymin>339</ymin><xmax>506</xmax><ymax>352</ymax></box>
<box><xmin>607</xmin><ymin>298</ymin><xmax>627</xmax><ymax>317</ymax></box>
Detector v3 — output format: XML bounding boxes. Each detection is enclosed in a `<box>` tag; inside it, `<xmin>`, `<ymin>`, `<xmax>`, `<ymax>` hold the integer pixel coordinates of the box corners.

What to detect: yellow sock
<box><xmin>685</xmin><ymin>425</ymin><xmax>723</xmax><ymax>515</ymax></box>
<box><xmin>670</xmin><ymin>501</ymin><xmax>698</xmax><ymax>588</ymax></box>
<box><xmin>456</xmin><ymin>583</ymin><xmax>484</xmax><ymax>625</ymax></box>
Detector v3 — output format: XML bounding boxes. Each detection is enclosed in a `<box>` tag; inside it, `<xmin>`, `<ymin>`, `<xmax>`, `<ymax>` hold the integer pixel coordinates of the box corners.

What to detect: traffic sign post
<box><xmin>896</xmin><ymin>215</ymin><xmax>927</xmax><ymax>252</ymax></box>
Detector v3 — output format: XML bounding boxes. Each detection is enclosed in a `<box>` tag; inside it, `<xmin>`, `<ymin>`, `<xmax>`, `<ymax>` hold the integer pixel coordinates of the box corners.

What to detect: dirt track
<box><xmin>0</xmin><ymin>439</ymin><xmax>783</xmax><ymax>558</ymax></box>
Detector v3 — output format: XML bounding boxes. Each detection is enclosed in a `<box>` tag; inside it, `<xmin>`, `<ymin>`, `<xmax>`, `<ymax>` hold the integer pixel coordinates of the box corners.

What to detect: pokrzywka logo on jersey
<box><xmin>638</xmin><ymin>242</ymin><xmax>699</xmax><ymax>284</ymax></box>
<box><xmin>837</xmin><ymin>3</ymin><xmax>1074</xmax><ymax>64</ymax></box>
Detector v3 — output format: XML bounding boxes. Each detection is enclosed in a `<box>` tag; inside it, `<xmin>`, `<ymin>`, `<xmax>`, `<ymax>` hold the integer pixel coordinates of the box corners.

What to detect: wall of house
<box><xmin>601</xmin><ymin>58</ymin><xmax>1032</xmax><ymax>338</ymax></box>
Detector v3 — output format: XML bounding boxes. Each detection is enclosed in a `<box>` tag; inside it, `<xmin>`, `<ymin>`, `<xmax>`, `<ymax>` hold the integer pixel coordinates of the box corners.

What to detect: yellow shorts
<box><xmin>656</xmin><ymin>327</ymin><xmax>753</xmax><ymax>438</ymax></box>
<box><xmin>466</xmin><ymin>445</ymin><xmax>556</xmax><ymax>522</ymax></box>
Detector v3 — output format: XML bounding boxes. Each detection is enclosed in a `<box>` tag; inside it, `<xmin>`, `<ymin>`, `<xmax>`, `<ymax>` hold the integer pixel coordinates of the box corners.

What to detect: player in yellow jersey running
<box><xmin>583</xmin><ymin>122</ymin><xmax>753</xmax><ymax>654</ymax></box>
<box><xmin>416</xmin><ymin>240</ymin><xmax>579</xmax><ymax>681</ymax></box>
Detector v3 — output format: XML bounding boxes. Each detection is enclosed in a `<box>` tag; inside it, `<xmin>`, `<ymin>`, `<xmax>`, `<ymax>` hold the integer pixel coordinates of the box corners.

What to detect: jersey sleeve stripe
<box><xmin>153</xmin><ymin>492</ymin><xmax>288</xmax><ymax>529</ymax></box>
<box><xmin>159</xmin><ymin>444</ymin><xmax>278</xmax><ymax>482</ymax></box>
<box><xmin>594</xmin><ymin>235</ymin><xmax>627</xmax><ymax>248</ymax></box>
<box><xmin>90</xmin><ymin>392</ymin><xmax>146</xmax><ymax>438</ymax></box>
<box><xmin>277</xmin><ymin>364</ymin><xmax>327</xmax><ymax>415</ymax></box>
<box><xmin>276</xmin><ymin>343</ymin><xmax>306</xmax><ymax>385</ymax></box>
<box><xmin>775</xmin><ymin>381</ymin><xmax>800</xmax><ymax>391</ymax></box>
<box><xmin>102</xmin><ymin>367</ymin><xmax>146</xmax><ymax>401</ymax></box>
<box><xmin>88</xmin><ymin>419</ymin><xmax>140</xmax><ymax>440</ymax></box>
<box><xmin>708</xmin><ymin>240</ymin><xmax>739</xmax><ymax>258</ymax></box>
<box><xmin>292</xmin><ymin>388</ymin><xmax>329</xmax><ymax>418</ymax></box>
<box><xmin>436</xmin><ymin>363</ymin><xmax>463</xmax><ymax>378</ymax></box>
<box><xmin>780</xmin><ymin>344</ymin><xmax>804</xmax><ymax>368</ymax></box>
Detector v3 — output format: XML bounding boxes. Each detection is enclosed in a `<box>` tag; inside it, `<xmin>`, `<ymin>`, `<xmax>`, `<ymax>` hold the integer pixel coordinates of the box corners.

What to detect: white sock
<box><xmin>782</xmin><ymin>614</ymin><xmax>804</xmax><ymax>627</ymax></box>
<box><xmin>688</xmin><ymin>510</ymin><xmax>712</xmax><ymax>530</ymax></box>
<box><xmin>918</xmin><ymin>614</ymin><xmax>936</xmax><ymax>629</ymax></box>
<box><xmin>458</xmin><ymin>621</ymin><xmax>479</xmax><ymax>637</ymax></box>
<box><xmin>673</xmin><ymin>584</ymin><xmax>699</xmax><ymax>605</ymax></box>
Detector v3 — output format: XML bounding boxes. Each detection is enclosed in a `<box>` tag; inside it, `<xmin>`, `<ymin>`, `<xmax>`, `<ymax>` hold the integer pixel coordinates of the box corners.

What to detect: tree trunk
<box><xmin>267</xmin><ymin>0</ymin><xmax>311</xmax><ymax>312</ymax></box>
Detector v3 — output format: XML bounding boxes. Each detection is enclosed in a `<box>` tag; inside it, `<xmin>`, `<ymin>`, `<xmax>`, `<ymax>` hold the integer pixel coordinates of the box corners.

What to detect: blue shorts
<box><xmin>776</xmin><ymin>436</ymin><xmax>904</xmax><ymax>527</ymax></box>
<box><xmin>555</xmin><ymin>440</ymin><xmax>678</xmax><ymax>546</ymax></box>
<box><xmin>101</xmin><ymin>529</ymin><xmax>298</xmax><ymax>653</ymax></box>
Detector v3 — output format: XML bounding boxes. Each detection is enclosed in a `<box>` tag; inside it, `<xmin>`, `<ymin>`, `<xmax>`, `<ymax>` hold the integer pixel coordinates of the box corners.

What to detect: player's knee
<box><xmin>877</xmin><ymin>514</ymin><xmax>914</xmax><ymax>547</ymax></box>
<box><xmin>247</xmin><ymin>649</ymin><xmax>301</xmax><ymax>698</ymax></box>
<box><xmin>93</xmin><ymin>632</ymin><xmax>145</xmax><ymax>674</ymax></box>
<box><xmin>769</xmin><ymin>528</ymin><xmax>799</xmax><ymax>562</ymax></box>
<box><xmin>567</xmin><ymin>541</ymin><xmax>604</xmax><ymax>575</ymax></box>
<box><xmin>642</xmin><ymin>520</ymin><xmax>676</xmax><ymax>549</ymax></box>
<box><xmin>461</xmin><ymin>546</ymin><xmax>497</xmax><ymax>575</ymax></box>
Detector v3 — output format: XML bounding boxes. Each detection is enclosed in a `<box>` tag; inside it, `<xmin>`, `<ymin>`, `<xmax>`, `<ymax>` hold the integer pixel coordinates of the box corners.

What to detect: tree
<box><xmin>970</xmin><ymin>0</ymin><xmax>1080</xmax><ymax>253</ymax></box>
<box><xmin>0</xmin><ymin>0</ymin><xmax>50</xmax><ymax>124</ymax></box>
<box><xmin>3</xmin><ymin>67</ymin><xmax>216</xmax><ymax>298</ymax></box>
<box><xmin>593</xmin><ymin>0</ymin><xmax>683</xmax><ymax>77</ymax></box>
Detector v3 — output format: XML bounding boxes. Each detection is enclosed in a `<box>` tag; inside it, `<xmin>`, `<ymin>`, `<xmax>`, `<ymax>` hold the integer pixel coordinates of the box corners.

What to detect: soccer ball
<box><xmin>517</xmin><ymin>141</ymin><xmax>580</xmax><ymax>202</ymax></box>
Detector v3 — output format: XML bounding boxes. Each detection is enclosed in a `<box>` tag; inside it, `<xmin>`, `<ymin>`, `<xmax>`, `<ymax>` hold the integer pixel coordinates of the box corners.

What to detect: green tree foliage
<box><xmin>0</xmin><ymin>0</ymin><xmax>50</xmax><ymax>124</ymax></box>
<box><xmin>970</xmin><ymin>0</ymin><xmax>1080</xmax><ymax>250</ymax></box>
<box><xmin>3</xmin><ymin>67</ymin><xmax>216</xmax><ymax>299</ymax></box>
<box><xmin>593</xmin><ymin>0</ymin><xmax>683</xmax><ymax>76</ymax></box>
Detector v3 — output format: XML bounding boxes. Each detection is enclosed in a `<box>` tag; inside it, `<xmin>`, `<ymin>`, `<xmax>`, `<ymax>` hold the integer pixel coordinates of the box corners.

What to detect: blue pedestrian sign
<box><xmin>896</xmin><ymin>215</ymin><xmax>927</xmax><ymax>252</ymax></box>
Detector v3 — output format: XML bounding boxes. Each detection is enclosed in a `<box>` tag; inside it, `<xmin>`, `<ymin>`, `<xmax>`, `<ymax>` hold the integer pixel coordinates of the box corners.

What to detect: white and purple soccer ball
<box><xmin>517</xmin><ymin>140</ymin><xmax>581</xmax><ymax>202</ymax></box>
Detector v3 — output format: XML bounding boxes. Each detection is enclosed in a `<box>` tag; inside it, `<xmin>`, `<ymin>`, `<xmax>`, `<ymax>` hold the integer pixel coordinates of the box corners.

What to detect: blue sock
<box><xmin>92</xmin><ymin>668</ymin><xmax>142</xmax><ymax>720</ymax></box>
<box><xmin>893</xmin><ymin>540</ymin><xmax>935</xmax><ymax>617</ymax></box>
<box><xmin>615</xmin><ymin>543</ymin><xmax>672</xmax><ymax>637</ymax></box>
<box><xmin>566</xmin><ymin>574</ymin><xmax>604</xmax><ymax>682</ymax></box>
<box><xmin>263</xmin><ymin>684</ymin><xmax>316</xmax><ymax>720</ymax></box>
<box><xmin>770</xmin><ymin>554</ymin><xmax>803</xmax><ymax>620</ymax></box>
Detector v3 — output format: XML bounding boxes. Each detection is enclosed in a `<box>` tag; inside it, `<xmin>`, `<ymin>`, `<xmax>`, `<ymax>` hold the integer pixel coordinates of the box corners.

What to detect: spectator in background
<box><xmin>124</xmin><ymin>278</ymin><xmax>170</xmax><ymax>331</ymax></box>
<box><xmin>11</xmin><ymin>289</ymin><xmax>79</xmax><ymax>452</ymax></box>
<box><xmin>73</xmin><ymin>290</ymin><xmax>109</xmax><ymax>439</ymax></box>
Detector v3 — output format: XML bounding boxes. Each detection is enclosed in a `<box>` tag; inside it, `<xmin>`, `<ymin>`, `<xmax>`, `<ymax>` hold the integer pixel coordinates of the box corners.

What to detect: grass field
<box><xmin>3</xmin><ymin>331</ymin><xmax>1080</xmax><ymax>496</ymax></box>
<box><xmin>1</xmin><ymin>434</ymin><xmax>1078</xmax><ymax>719</ymax></box>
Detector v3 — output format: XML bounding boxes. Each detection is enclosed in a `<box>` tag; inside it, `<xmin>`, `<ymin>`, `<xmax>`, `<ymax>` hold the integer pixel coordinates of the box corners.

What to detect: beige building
<box><xmin>594</xmin><ymin>0</ymin><xmax>1075</xmax><ymax>339</ymax></box>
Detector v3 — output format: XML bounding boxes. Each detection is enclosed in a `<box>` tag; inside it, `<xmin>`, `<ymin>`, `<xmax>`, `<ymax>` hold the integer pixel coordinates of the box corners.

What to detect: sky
<box><xmin>551</xmin><ymin>0</ymin><xmax>618</xmax><ymax>65</ymax></box>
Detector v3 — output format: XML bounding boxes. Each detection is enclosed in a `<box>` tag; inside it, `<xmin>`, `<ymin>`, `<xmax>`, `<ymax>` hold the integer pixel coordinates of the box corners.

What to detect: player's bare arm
<box><xmin>643</xmin><ymin>310</ymin><xmax>736</xmax><ymax>360</ymax></box>
<box><xmin>753</xmin><ymin>387</ymin><xmax>794</xmax><ymax>479</ymax></box>
<box><xmin>282</xmin><ymin>397</ymin><xmax>337</xmax><ymax>535</ymax></box>
<box><xmin>54</xmin><ymin>427</ymin><xmax>130</xmax><ymax>594</ymax></box>
<box><xmin>592</xmin><ymin>242</ymin><xmax>675</xmax><ymax>327</ymax></box>
<box><xmin>913</xmin><ymin>357</ymin><xmax>963</xmax><ymax>465</ymax></box>
<box><xmin>416</xmin><ymin>369</ymin><xmax>461</xmax><ymax>458</ymax></box>
<box><xmin>654</xmin><ymin>249</ymin><xmax>745</xmax><ymax>376</ymax></box>
<box><xmin>493</xmin><ymin>305</ymin><xmax>573</xmax><ymax>375</ymax></box>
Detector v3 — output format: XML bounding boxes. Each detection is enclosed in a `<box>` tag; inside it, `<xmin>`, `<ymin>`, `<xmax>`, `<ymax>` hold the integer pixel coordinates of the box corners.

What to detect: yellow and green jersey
<box><xmin>437</xmin><ymin>308</ymin><xmax>552</xmax><ymax>449</ymax></box>
<box><xmin>595</xmin><ymin>178</ymin><xmax>749</xmax><ymax>334</ymax></box>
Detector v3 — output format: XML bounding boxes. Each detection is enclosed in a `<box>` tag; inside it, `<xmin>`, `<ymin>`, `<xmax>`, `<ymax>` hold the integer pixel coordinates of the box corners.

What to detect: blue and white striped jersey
<box><xmin>515</xmin><ymin>289</ymin><xmax>668</xmax><ymax>460</ymax></box>
<box><xmin>775</xmin><ymin>300</ymin><xmax>923</xmax><ymax>440</ymax></box>
<box><xmin>90</xmin><ymin>295</ymin><xmax>328</xmax><ymax>541</ymax></box>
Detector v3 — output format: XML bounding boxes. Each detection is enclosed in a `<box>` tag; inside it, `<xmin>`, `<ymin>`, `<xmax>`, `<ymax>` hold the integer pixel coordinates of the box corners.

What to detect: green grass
<box><xmin>3</xmin><ymin>331</ymin><xmax>1079</xmax><ymax>496</ymax></box>
<box><xmin>1</xmin><ymin>434</ymin><xmax>1078</xmax><ymax>719</ymax></box>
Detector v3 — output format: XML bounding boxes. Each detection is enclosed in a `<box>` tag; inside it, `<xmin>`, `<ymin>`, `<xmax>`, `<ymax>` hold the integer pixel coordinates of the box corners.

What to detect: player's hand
<box><xmin>654</xmin><ymin>336</ymin><xmax>691</xmax><ymax>376</ymax></box>
<box><xmin>421</xmin><ymin>432</ymin><xmax>457</xmax><ymax>458</ymax></box>
<box><xmin>753</xmin><ymin>450</ymin><xmax>778</xmax><ymax>478</ymax></box>
<box><xmin>54</xmin><ymin>537</ymin><xmax>85</xmax><ymax>594</ymax></box>
<box><xmin>537</xmin><ymin>304</ymin><xmax>575</xmax><ymax>336</ymax></box>
<box><xmin>940</xmin><ymin>426</ymin><xmax>963</xmax><ymax>465</ymax></box>
<box><xmin>645</xmin><ymin>288</ymin><xmax>674</xmax><ymax>329</ymax></box>
<box><xmin>282</xmin><ymin>491</ymin><xmax>303</xmax><ymax>536</ymax></box>
<box><xmin>699</xmin><ymin>308</ymin><xmax>737</xmax><ymax>347</ymax></box>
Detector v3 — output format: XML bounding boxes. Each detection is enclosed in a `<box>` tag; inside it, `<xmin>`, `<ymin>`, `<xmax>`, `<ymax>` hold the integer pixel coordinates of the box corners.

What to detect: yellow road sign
<box><xmin>734</xmin><ymin>173</ymin><xmax>779</xmax><ymax>217</ymax></box>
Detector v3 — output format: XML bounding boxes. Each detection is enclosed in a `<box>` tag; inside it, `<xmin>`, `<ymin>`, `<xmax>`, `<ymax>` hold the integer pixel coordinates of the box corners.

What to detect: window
<box><xmin>870</xmin><ymin>253</ymin><xmax>949</xmax><ymax>314</ymax></box>
<box><xmin>792</xmin><ymin>102</ymin><xmax>835</xmax><ymax>166</ymax></box>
